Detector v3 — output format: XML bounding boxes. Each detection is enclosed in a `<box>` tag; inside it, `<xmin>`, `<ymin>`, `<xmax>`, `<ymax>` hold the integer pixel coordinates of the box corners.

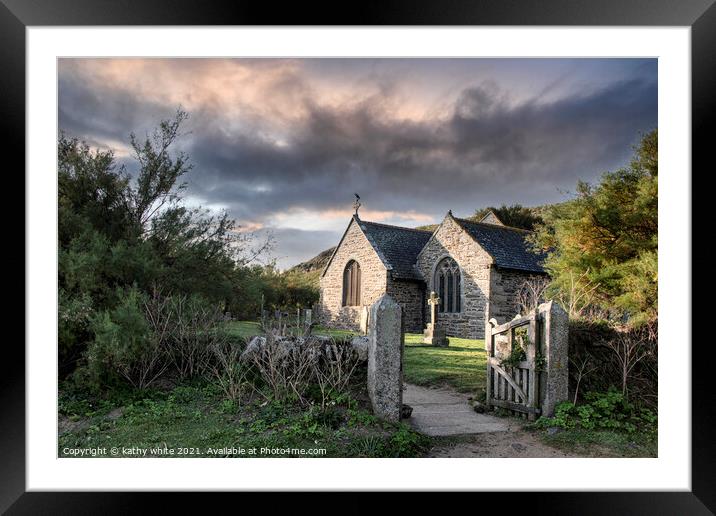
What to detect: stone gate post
<box><xmin>537</xmin><ymin>300</ymin><xmax>569</xmax><ymax>417</ymax></box>
<box><xmin>367</xmin><ymin>294</ymin><xmax>404</xmax><ymax>423</ymax></box>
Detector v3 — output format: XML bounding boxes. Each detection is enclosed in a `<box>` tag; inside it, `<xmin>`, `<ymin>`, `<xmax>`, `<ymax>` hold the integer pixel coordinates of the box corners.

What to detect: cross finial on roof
<box><xmin>353</xmin><ymin>193</ymin><xmax>362</xmax><ymax>217</ymax></box>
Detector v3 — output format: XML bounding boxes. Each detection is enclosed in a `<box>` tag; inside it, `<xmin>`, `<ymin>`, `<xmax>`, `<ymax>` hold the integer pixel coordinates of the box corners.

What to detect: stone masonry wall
<box><xmin>386</xmin><ymin>278</ymin><xmax>425</xmax><ymax>333</ymax></box>
<box><xmin>487</xmin><ymin>267</ymin><xmax>546</xmax><ymax>326</ymax></box>
<box><xmin>318</xmin><ymin>219</ymin><xmax>388</xmax><ymax>332</ymax></box>
<box><xmin>415</xmin><ymin>215</ymin><xmax>492</xmax><ymax>340</ymax></box>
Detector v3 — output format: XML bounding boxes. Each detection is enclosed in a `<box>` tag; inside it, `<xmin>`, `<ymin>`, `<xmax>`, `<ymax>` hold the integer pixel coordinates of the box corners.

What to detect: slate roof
<box><xmin>358</xmin><ymin>220</ymin><xmax>433</xmax><ymax>281</ymax></box>
<box><xmin>453</xmin><ymin>217</ymin><xmax>547</xmax><ymax>274</ymax></box>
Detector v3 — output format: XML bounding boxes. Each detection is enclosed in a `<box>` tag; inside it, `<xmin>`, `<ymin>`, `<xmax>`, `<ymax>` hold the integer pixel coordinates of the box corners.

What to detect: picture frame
<box><xmin>5</xmin><ymin>0</ymin><xmax>711</xmax><ymax>512</ymax></box>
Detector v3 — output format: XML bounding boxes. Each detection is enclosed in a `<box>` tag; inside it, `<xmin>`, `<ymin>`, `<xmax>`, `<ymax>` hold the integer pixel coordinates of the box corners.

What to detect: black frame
<box><xmin>4</xmin><ymin>0</ymin><xmax>712</xmax><ymax>513</ymax></box>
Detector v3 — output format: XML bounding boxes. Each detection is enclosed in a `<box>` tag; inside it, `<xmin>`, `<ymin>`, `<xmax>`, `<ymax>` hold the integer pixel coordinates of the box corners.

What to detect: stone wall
<box><xmin>487</xmin><ymin>268</ymin><xmax>545</xmax><ymax>326</ymax></box>
<box><xmin>415</xmin><ymin>215</ymin><xmax>492</xmax><ymax>339</ymax></box>
<box><xmin>318</xmin><ymin>219</ymin><xmax>388</xmax><ymax>332</ymax></box>
<box><xmin>386</xmin><ymin>278</ymin><xmax>425</xmax><ymax>333</ymax></box>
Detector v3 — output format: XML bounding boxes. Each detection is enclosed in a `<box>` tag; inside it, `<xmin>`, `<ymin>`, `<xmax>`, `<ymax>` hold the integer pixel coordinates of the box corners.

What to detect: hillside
<box><xmin>289</xmin><ymin>246</ymin><xmax>335</xmax><ymax>274</ymax></box>
<box><xmin>284</xmin><ymin>246</ymin><xmax>335</xmax><ymax>289</ymax></box>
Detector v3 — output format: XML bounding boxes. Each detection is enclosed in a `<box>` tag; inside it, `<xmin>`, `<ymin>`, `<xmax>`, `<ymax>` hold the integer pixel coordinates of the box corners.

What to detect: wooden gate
<box><xmin>485</xmin><ymin>313</ymin><xmax>542</xmax><ymax>420</ymax></box>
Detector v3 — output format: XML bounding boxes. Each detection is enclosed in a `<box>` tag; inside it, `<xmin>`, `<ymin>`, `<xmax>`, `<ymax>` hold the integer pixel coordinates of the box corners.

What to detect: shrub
<box><xmin>567</xmin><ymin>319</ymin><xmax>657</xmax><ymax>407</ymax></box>
<box><xmin>313</xmin><ymin>341</ymin><xmax>361</xmax><ymax>409</ymax></box>
<box><xmin>59</xmin><ymin>289</ymin><xmax>94</xmax><ymax>375</ymax></box>
<box><xmin>535</xmin><ymin>388</ymin><xmax>656</xmax><ymax>434</ymax></box>
<box><xmin>249</xmin><ymin>337</ymin><xmax>315</xmax><ymax>403</ymax></box>
<box><xmin>85</xmin><ymin>287</ymin><xmax>166</xmax><ymax>390</ymax></box>
<box><xmin>209</xmin><ymin>338</ymin><xmax>249</xmax><ymax>404</ymax></box>
<box><xmin>385</xmin><ymin>425</ymin><xmax>430</xmax><ymax>457</ymax></box>
<box><xmin>247</xmin><ymin>324</ymin><xmax>360</xmax><ymax>407</ymax></box>
<box><xmin>158</xmin><ymin>293</ymin><xmax>224</xmax><ymax>380</ymax></box>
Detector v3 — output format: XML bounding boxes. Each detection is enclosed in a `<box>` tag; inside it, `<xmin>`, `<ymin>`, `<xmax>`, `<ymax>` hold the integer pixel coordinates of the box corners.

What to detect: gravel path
<box><xmin>404</xmin><ymin>383</ymin><xmax>580</xmax><ymax>458</ymax></box>
<box><xmin>404</xmin><ymin>383</ymin><xmax>508</xmax><ymax>436</ymax></box>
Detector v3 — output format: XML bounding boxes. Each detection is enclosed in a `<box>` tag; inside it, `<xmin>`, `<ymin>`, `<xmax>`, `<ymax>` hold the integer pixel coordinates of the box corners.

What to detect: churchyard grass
<box><xmin>403</xmin><ymin>335</ymin><xmax>487</xmax><ymax>397</ymax></box>
<box><xmin>58</xmin><ymin>377</ymin><xmax>430</xmax><ymax>458</ymax></box>
<box><xmin>534</xmin><ymin>427</ymin><xmax>658</xmax><ymax>457</ymax></box>
<box><xmin>58</xmin><ymin>321</ymin><xmax>430</xmax><ymax>458</ymax></box>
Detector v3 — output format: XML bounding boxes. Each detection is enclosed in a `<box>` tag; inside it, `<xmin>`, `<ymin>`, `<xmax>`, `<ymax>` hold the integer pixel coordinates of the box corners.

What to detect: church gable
<box><xmin>318</xmin><ymin>217</ymin><xmax>389</xmax><ymax>332</ymax></box>
<box><xmin>478</xmin><ymin>209</ymin><xmax>505</xmax><ymax>226</ymax></box>
<box><xmin>416</xmin><ymin>212</ymin><xmax>494</xmax><ymax>282</ymax></box>
<box><xmin>415</xmin><ymin>212</ymin><xmax>494</xmax><ymax>338</ymax></box>
<box><xmin>321</xmin><ymin>216</ymin><xmax>387</xmax><ymax>278</ymax></box>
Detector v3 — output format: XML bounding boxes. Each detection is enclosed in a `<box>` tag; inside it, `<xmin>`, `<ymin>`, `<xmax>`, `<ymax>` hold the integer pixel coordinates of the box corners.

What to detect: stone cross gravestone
<box><xmin>423</xmin><ymin>291</ymin><xmax>448</xmax><ymax>347</ymax></box>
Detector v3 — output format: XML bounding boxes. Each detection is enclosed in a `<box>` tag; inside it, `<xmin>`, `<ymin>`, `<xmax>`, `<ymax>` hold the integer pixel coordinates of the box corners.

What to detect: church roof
<box><xmin>452</xmin><ymin>217</ymin><xmax>547</xmax><ymax>273</ymax></box>
<box><xmin>358</xmin><ymin>220</ymin><xmax>433</xmax><ymax>281</ymax></box>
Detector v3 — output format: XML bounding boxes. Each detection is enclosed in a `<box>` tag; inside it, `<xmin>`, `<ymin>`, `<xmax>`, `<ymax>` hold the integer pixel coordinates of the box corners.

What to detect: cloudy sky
<box><xmin>58</xmin><ymin>58</ymin><xmax>657</xmax><ymax>269</ymax></box>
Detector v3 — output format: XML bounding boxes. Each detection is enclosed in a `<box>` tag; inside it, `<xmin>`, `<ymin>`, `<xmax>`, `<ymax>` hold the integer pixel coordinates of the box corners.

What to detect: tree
<box><xmin>472</xmin><ymin>204</ymin><xmax>543</xmax><ymax>230</ymax></box>
<box><xmin>58</xmin><ymin>109</ymin><xmax>270</xmax><ymax>376</ymax></box>
<box><xmin>532</xmin><ymin>130</ymin><xmax>658</xmax><ymax>325</ymax></box>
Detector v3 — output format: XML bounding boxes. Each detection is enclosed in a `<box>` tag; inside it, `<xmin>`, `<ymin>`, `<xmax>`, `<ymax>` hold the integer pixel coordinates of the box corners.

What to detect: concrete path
<box><xmin>404</xmin><ymin>383</ymin><xmax>509</xmax><ymax>436</ymax></box>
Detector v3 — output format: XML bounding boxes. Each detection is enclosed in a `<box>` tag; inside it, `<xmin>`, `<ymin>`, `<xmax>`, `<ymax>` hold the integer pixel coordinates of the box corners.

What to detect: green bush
<box><xmin>384</xmin><ymin>425</ymin><xmax>430</xmax><ymax>458</ymax></box>
<box><xmin>535</xmin><ymin>388</ymin><xmax>656</xmax><ymax>434</ymax></box>
<box><xmin>84</xmin><ymin>287</ymin><xmax>163</xmax><ymax>390</ymax></box>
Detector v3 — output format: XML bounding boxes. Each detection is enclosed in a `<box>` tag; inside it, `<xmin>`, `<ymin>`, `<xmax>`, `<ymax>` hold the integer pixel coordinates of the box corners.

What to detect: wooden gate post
<box><xmin>485</xmin><ymin>318</ymin><xmax>497</xmax><ymax>411</ymax></box>
<box><xmin>526</xmin><ymin>312</ymin><xmax>538</xmax><ymax>421</ymax></box>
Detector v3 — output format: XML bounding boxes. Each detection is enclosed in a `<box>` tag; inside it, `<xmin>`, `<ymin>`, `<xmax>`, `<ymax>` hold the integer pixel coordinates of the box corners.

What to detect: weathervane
<box><xmin>353</xmin><ymin>193</ymin><xmax>361</xmax><ymax>217</ymax></box>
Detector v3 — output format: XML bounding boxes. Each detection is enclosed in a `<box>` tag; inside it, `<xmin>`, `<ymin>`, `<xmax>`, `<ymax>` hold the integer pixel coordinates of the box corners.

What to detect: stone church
<box><xmin>317</xmin><ymin>209</ymin><xmax>547</xmax><ymax>340</ymax></box>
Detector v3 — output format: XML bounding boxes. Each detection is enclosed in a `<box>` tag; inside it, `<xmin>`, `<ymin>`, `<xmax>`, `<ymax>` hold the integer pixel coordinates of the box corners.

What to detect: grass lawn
<box><xmin>535</xmin><ymin>427</ymin><xmax>658</xmax><ymax>457</ymax></box>
<box><xmin>58</xmin><ymin>378</ymin><xmax>430</xmax><ymax>458</ymax></box>
<box><xmin>403</xmin><ymin>334</ymin><xmax>487</xmax><ymax>397</ymax></box>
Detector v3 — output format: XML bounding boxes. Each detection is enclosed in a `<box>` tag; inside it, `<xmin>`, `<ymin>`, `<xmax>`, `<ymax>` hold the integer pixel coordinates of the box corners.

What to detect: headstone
<box><xmin>360</xmin><ymin>305</ymin><xmax>370</xmax><ymax>334</ymax></box>
<box><xmin>304</xmin><ymin>309</ymin><xmax>312</xmax><ymax>326</ymax></box>
<box><xmin>367</xmin><ymin>294</ymin><xmax>403</xmax><ymax>423</ymax></box>
<box><xmin>537</xmin><ymin>300</ymin><xmax>569</xmax><ymax>417</ymax></box>
<box><xmin>423</xmin><ymin>291</ymin><xmax>448</xmax><ymax>347</ymax></box>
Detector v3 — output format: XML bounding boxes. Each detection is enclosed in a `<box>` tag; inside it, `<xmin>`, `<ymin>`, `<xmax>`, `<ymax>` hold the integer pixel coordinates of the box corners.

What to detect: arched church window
<box><xmin>435</xmin><ymin>257</ymin><xmax>461</xmax><ymax>313</ymax></box>
<box><xmin>342</xmin><ymin>260</ymin><xmax>361</xmax><ymax>306</ymax></box>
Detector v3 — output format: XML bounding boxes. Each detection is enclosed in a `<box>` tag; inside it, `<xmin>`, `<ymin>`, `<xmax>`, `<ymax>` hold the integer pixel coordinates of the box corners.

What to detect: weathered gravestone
<box><xmin>367</xmin><ymin>294</ymin><xmax>403</xmax><ymax>423</ymax></box>
<box><xmin>304</xmin><ymin>308</ymin><xmax>312</xmax><ymax>326</ymax></box>
<box><xmin>359</xmin><ymin>305</ymin><xmax>370</xmax><ymax>335</ymax></box>
<box><xmin>423</xmin><ymin>291</ymin><xmax>448</xmax><ymax>347</ymax></box>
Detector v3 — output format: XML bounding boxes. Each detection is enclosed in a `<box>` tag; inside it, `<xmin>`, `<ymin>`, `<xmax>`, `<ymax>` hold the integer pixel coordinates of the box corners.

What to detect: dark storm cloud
<box><xmin>59</xmin><ymin>69</ymin><xmax>172</xmax><ymax>148</ymax></box>
<box><xmin>182</xmin><ymin>77</ymin><xmax>656</xmax><ymax>221</ymax></box>
<box><xmin>58</xmin><ymin>58</ymin><xmax>657</xmax><ymax>266</ymax></box>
